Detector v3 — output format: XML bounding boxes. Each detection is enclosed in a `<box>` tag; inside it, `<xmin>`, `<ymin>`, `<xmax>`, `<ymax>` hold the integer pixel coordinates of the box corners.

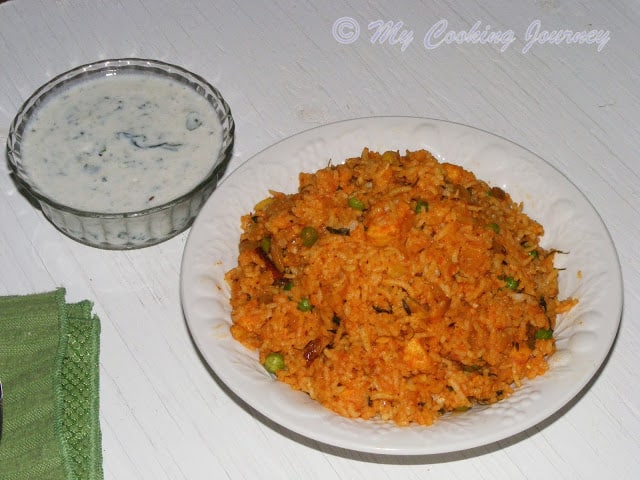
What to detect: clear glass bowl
<box><xmin>6</xmin><ymin>58</ymin><xmax>235</xmax><ymax>249</ymax></box>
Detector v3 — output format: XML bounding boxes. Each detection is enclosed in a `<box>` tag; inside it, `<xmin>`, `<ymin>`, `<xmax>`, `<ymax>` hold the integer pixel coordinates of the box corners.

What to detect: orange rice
<box><xmin>225</xmin><ymin>148</ymin><xmax>576</xmax><ymax>426</ymax></box>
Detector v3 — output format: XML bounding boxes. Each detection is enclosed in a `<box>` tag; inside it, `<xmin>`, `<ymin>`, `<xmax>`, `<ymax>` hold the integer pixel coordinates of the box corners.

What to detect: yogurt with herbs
<box><xmin>20</xmin><ymin>72</ymin><xmax>223</xmax><ymax>213</ymax></box>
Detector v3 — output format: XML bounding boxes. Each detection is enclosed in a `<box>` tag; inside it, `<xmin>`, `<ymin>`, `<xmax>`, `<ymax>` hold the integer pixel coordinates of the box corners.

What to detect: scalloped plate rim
<box><xmin>180</xmin><ymin>116</ymin><xmax>623</xmax><ymax>455</ymax></box>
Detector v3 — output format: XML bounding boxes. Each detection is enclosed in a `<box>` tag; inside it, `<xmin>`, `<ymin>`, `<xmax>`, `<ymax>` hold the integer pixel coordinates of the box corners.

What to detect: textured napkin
<box><xmin>0</xmin><ymin>288</ymin><xmax>103</xmax><ymax>480</ymax></box>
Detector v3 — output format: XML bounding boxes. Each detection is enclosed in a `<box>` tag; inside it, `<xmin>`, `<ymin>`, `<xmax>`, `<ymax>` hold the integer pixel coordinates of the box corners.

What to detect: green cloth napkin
<box><xmin>0</xmin><ymin>288</ymin><xmax>103</xmax><ymax>480</ymax></box>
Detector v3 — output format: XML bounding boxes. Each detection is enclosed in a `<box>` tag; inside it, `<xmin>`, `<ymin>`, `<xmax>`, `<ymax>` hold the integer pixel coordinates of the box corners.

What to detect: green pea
<box><xmin>264</xmin><ymin>352</ymin><xmax>285</xmax><ymax>373</ymax></box>
<box><xmin>348</xmin><ymin>196</ymin><xmax>365</xmax><ymax>211</ymax></box>
<box><xmin>528</xmin><ymin>249</ymin><xmax>539</xmax><ymax>259</ymax></box>
<box><xmin>381</xmin><ymin>150</ymin><xmax>398</xmax><ymax>163</ymax></box>
<box><xmin>535</xmin><ymin>328</ymin><xmax>553</xmax><ymax>340</ymax></box>
<box><xmin>414</xmin><ymin>200</ymin><xmax>429</xmax><ymax>213</ymax></box>
<box><xmin>300</xmin><ymin>226</ymin><xmax>319</xmax><ymax>247</ymax></box>
<box><xmin>297</xmin><ymin>297</ymin><xmax>313</xmax><ymax>311</ymax></box>
<box><xmin>504</xmin><ymin>276</ymin><xmax>519</xmax><ymax>291</ymax></box>
<box><xmin>487</xmin><ymin>222</ymin><xmax>500</xmax><ymax>233</ymax></box>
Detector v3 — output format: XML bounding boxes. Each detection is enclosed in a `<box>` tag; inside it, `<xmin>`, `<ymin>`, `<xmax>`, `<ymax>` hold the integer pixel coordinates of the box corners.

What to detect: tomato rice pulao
<box><xmin>225</xmin><ymin>148</ymin><xmax>577</xmax><ymax>426</ymax></box>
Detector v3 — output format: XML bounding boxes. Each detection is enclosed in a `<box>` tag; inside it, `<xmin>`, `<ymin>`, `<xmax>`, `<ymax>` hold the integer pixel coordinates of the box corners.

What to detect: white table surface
<box><xmin>1</xmin><ymin>1</ymin><xmax>638</xmax><ymax>478</ymax></box>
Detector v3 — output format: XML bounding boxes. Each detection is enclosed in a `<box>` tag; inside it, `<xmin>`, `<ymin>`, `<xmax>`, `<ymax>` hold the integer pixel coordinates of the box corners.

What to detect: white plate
<box><xmin>180</xmin><ymin>117</ymin><xmax>622</xmax><ymax>455</ymax></box>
